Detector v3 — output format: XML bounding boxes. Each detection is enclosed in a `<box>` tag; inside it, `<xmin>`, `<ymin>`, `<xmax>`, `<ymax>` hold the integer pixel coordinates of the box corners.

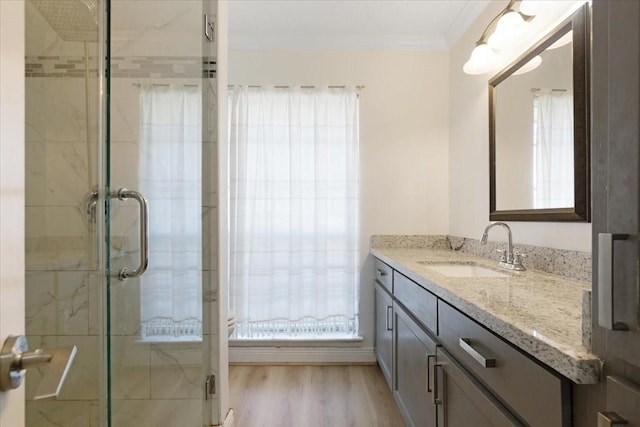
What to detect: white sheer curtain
<box><xmin>138</xmin><ymin>84</ymin><xmax>203</xmax><ymax>341</ymax></box>
<box><xmin>533</xmin><ymin>90</ymin><xmax>574</xmax><ymax>208</ymax></box>
<box><xmin>228</xmin><ymin>86</ymin><xmax>360</xmax><ymax>339</ymax></box>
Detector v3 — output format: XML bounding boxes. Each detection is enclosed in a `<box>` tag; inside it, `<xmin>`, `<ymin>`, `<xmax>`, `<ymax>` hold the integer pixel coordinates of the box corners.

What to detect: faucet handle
<box><xmin>513</xmin><ymin>249</ymin><xmax>528</xmax><ymax>259</ymax></box>
<box><xmin>496</xmin><ymin>249</ymin><xmax>507</xmax><ymax>263</ymax></box>
<box><xmin>512</xmin><ymin>251</ymin><xmax>527</xmax><ymax>271</ymax></box>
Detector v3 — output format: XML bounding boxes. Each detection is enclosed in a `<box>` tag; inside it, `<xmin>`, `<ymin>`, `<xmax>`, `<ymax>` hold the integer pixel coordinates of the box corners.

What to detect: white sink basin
<box><xmin>421</xmin><ymin>263</ymin><xmax>510</xmax><ymax>278</ymax></box>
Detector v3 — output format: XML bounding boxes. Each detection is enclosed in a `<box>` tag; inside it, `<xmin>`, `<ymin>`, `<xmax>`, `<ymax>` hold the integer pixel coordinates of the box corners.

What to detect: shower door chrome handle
<box><xmin>112</xmin><ymin>188</ymin><xmax>149</xmax><ymax>281</ymax></box>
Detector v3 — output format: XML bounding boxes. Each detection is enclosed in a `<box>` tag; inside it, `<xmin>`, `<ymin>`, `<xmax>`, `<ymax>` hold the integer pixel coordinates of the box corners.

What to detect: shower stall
<box><xmin>23</xmin><ymin>0</ymin><xmax>225</xmax><ymax>425</ymax></box>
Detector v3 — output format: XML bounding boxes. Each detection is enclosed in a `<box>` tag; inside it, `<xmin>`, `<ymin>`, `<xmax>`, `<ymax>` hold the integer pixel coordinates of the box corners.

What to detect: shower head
<box><xmin>31</xmin><ymin>0</ymin><xmax>98</xmax><ymax>42</ymax></box>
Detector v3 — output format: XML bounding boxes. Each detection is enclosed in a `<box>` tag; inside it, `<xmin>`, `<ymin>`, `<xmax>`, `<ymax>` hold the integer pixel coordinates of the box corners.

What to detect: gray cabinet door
<box><xmin>435</xmin><ymin>348</ymin><xmax>523</xmax><ymax>427</ymax></box>
<box><xmin>599</xmin><ymin>376</ymin><xmax>640</xmax><ymax>425</ymax></box>
<box><xmin>394</xmin><ymin>302</ymin><xmax>437</xmax><ymax>427</ymax></box>
<box><xmin>375</xmin><ymin>282</ymin><xmax>393</xmax><ymax>390</ymax></box>
<box><xmin>592</xmin><ymin>0</ymin><xmax>640</xmax><ymax>368</ymax></box>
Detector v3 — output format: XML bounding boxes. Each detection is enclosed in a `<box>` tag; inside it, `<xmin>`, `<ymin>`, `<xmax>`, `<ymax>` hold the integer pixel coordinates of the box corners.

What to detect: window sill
<box><xmin>137</xmin><ymin>335</ymin><xmax>202</xmax><ymax>344</ymax></box>
<box><xmin>229</xmin><ymin>336</ymin><xmax>364</xmax><ymax>348</ymax></box>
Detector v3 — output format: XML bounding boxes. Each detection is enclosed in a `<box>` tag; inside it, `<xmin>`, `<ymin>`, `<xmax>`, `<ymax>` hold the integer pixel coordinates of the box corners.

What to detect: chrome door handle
<box><xmin>376</xmin><ymin>268</ymin><xmax>387</xmax><ymax>277</ymax></box>
<box><xmin>598</xmin><ymin>233</ymin><xmax>630</xmax><ymax>330</ymax></box>
<box><xmin>112</xmin><ymin>188</ymin><xmax>149</xmax><ymax>281</ymax></box>
<box><xmin>0</xmin><ymin>335</ymin><xmax>77</xmax><ymax>399</ymax></box>
<box><xmin>386</xmin><ymin>306</ymin><xmax>393</xmax><ymax>331</ymax></box>
<box><xmin>459</xmin><ymin>338</ymin><xmax>496</xmax><ymax>368</ymax></box>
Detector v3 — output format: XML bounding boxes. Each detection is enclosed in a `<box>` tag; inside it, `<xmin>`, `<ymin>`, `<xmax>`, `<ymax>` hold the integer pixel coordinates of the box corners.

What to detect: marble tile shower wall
<box><xmin>25</xmin><ymin>55</ymin><xmax>218</xmax><ymax>426</ymax></box>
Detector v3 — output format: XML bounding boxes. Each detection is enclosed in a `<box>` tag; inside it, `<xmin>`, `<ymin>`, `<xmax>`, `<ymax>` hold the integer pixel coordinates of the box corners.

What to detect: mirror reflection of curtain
<box><xmin>139</xmin><ymin>84</ymin><xmax>203</xmax><ymax>341</ymax></box>
<box><xmin>532</xmin><ymin>90</ymin><xmax>574</xmax><ymax>209</ymax></box>
<box><xmin>228</xmin><ymin>86</ymin><xmax>360</xmax><ymax>339</ymax></box>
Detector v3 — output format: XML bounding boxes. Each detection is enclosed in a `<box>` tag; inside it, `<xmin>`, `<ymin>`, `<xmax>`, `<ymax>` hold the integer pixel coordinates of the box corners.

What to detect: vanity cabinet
<box><xmin>375</xmin><ymin>282</ymin><xmax>393</xmax><ymax>390</ymax></box>
<box><xmin>373</xmin><ymin>257</ymin><xmax>573</xmax><ymax>427</ymax></box>
<box><xmin>591</xmin><ymin>0</ymin><xmax>640</xmax><ymax>425</ymax></box>
<box><xmin>434</xmin><ymin>347</ymin><xmax>522</xmax><ymax>427</ymax></box>
<box><xmin>393</xmin><ymin>302</ymin><xmax>438</xmax><ymax>427</ymax></box>
<box><xmin>438</xmin><ymin>301</ymin><xmax>571</xmax><ymax>427</ymax></box>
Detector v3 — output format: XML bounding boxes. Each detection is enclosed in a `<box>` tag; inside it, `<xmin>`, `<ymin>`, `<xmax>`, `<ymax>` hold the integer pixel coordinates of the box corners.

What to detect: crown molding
<box><xmin>444</xmin><ymin>0</ymin><xmax>491</xmax><ymax>48</ymax></box>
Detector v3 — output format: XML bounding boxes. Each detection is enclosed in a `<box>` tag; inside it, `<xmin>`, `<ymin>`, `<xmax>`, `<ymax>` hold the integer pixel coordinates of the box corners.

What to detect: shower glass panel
<box><xmin>24</xmin><ymin>0</ymin><xmax>217</xmax><ymax>425</ymax></box>
<box><xmin>25</xmin><ymin>0</ymin><xmax>103</xmax><ymax>424</ymax></box>
<box><xmin>107</xmin><ymin>1</ymin><xmax>214</xmax><ymax>425</ymax></box>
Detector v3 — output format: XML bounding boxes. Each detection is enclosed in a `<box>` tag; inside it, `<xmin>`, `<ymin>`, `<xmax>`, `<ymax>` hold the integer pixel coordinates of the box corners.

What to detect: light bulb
<box><xmin>513</xmin><ymin>55</ymin><xmax>542</xmax><ymax>75</ymax></box>
<box><xmin>463</xmin><ymin>44</ymin><xmax>500</xmax><ymax>75</ymax></box>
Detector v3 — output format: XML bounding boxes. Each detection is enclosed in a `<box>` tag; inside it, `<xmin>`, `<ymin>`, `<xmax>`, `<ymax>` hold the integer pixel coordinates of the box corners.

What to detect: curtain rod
<box><xmin>227</xmin><ymin>85</ymin><xmax>364</xmax><ymax>90</ymax></box>
<box><xmin>531</xmin><ymin>88</ymin><xmax>567</xmax><ymax>92</ymax></box>
<box><xmin>132</xmin><ymin>83</ymin><xmax>200</xmax><ymax>88</ymax></box>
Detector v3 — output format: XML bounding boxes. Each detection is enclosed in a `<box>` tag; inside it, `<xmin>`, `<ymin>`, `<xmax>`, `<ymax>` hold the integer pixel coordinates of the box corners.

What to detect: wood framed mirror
<box><xmin>489</xmin><ymin>4</ymin><xmax>590</xmax><ymax>222</ymax></box>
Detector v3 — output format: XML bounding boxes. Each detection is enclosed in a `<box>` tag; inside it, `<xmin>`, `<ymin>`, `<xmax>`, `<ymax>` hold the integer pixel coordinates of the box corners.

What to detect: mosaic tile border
<box><xmin>25</xmin><ymin>56</ymin><xmax>217</xmax><ymax>79</ymax></box>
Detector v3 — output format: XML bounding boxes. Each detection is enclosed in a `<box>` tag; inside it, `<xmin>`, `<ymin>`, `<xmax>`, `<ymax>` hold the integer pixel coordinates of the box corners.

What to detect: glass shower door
<box><xmin>106</xmin><ymin>1</ymin><xmax>216</xmax><ymax>426</ymax></box>
<box><xmin>24</xmin><ymin>0</ymin><xmax>217</xmax><ymax>424</ymax></box>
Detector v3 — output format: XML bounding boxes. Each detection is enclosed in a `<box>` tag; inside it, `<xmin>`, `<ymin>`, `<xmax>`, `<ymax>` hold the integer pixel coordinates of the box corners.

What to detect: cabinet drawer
<box><xmin>374</xmin><ymin>258</ymin><xmax>393</xmax><ymax>293</ymax></box>
<box><xmin>394</xmin><ymin>271</ymin><xmax>438</xmax><ymax>335</ymax></box>
<box><xmin>438</xmin><ymin>301</ymin><xmax>570</xmax><ymax>427</ymax></box>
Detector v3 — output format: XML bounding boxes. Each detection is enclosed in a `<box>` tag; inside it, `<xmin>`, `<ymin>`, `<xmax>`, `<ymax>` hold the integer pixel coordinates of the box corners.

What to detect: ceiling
<box><xmin>228</xmin><ymin>0</ymin><xmax>491</xmax><ymax>51</ymax></box>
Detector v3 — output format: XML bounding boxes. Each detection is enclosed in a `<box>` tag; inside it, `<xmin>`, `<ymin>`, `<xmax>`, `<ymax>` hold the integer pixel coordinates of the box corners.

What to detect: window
<box><xmin>532</xmin><ymin>89</ymin><xmax>574</xmax><ymax>209</ymax></box>
<box><xmin>138</xmin><ymin>84</ymin><xmax>203</xmax><ymax>342</ymax></box>
<box><xmin>228</xmin><ymin>86</ymin><xmax>360</xmax><ymax>339</ymax></box>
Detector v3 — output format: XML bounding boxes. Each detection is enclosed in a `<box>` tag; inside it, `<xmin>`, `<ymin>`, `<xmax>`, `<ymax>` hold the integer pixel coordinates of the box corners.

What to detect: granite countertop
<box><xmin>371</xmin><ymin>246</ymin><xmax>602</xmax><ymax>384</ymax></box>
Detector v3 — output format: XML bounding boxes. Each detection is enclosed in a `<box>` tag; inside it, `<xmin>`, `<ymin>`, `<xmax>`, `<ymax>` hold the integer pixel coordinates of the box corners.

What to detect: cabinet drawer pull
<box><xmin>376</xmin><ymin>268</ymin><xmax>387</xmax><ymax>277</ymax></box>
<box><xmin>386</xmin><ymin>306</ymin><xmax>393</xmax><ymax>331</ymax></box>
<box><xmin>426</xmin><ymin>354</ymin><xmax>435</xmax><ymax>392</ymax></box>
<box><xmin>433</xmin><ymin>363</ymin><xmax>443</xmax><ymax>405</ymax></box>
<box><xmin>459</xmin><ymin>338</ymin><xmax>496</xmax><ymax>368</ymax></box>
<box><xmin>597</xmin><ymin>411</ymin><xmax>628</xmax><ymax>427</ymax></box>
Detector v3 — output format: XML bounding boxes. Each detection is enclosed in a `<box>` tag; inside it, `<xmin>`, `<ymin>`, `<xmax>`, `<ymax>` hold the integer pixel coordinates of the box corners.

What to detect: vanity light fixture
<box><xmin>463</xmin><ymin>0</ymin><xmax>535</xmax><ymax>75</ymax></box>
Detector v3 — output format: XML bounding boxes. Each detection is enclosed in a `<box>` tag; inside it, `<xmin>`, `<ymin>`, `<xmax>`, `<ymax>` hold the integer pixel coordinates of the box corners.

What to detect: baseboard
<box><xmin>229</xmin><ymin>346</ymin><xmax>376</xmax><ymax>364</ymax></box>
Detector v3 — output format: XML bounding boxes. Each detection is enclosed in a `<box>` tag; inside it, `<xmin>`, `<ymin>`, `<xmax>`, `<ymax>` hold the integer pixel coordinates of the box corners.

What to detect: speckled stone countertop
<box><xmin>371</xmin><ymin>246</ymin><xmax>602</xmax><ymax>384</ymax></box>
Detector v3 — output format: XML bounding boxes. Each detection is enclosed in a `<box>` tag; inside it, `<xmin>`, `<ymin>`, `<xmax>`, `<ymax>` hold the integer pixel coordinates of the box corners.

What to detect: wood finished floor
<box><xmin>230</xmin><ymin>365</ymin><xmax>406</xmax><ymax>427</ymax></box>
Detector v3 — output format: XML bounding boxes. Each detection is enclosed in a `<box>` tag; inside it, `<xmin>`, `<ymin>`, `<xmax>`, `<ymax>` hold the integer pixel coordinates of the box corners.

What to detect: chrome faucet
<box><xmin>480</xmin><ymin>222</ymin><xmax>526</xmax><ymax>271</ymax></box>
